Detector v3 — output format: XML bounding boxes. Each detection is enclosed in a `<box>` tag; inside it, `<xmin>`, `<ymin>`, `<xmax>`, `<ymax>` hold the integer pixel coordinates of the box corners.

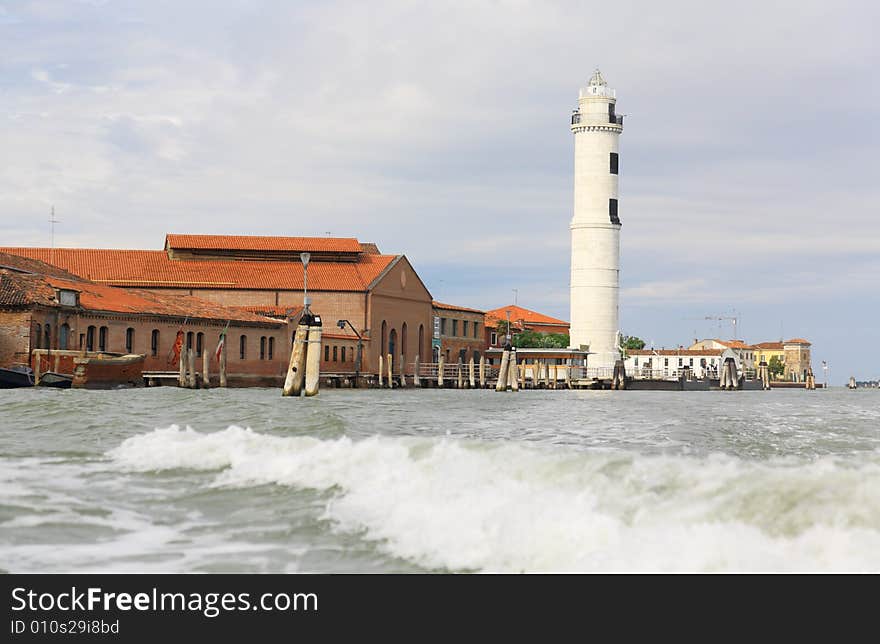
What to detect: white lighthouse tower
<box><xmin>569</xmin><ymin>69</ymin><xmax>623</xmax><ymax>371</ymax></box>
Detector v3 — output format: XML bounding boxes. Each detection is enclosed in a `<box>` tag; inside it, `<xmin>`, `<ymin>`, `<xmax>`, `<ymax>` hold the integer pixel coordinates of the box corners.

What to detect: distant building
<box><xmin>689</xmin><ymin>339</ymin><xmax>756</xmax><ymax>371</ymax></box>
<box><xmin>753</xmin><ymin>341</ymin><xmax>785</xmax><ymax>368</ymax></box>
<box><xmin>431</xmin><ymin>301</ymin><xmax>485</xmax><ymax>364</ymax></box>
<box><xmin>0</xmin><ymin>252</ymin><xmax>285</xmax><ymax>386</ymax></box>
<box><xmin>2</xmin><ymin>234</ymin><xmax>434</xmax><ymax>375</ymax></box>
<box><xmin>783</xmin><ymin>338</ymin><xmax>812</xmax><ymax>382</ymax></box>
<box><xmin>624</xmin><ymin>348</ymin><xmax>728</xmax><ymax>379</ymax></box>
<box><xmin>484</xmin><ymin>304</ymin><xmax>569</xmax><ymax>348</ymax></box>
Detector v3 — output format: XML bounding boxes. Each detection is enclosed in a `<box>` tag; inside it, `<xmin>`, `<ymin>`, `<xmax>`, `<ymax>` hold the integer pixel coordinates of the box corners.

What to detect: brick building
<box><xmin>0</xmin><ymin>252</ymin><xmax>286</xmax><ymax>386</ymax></box>
<box><xmin>783</xmin><ymin>338</ymin><xmax>812</xmax><ymax>382</ymax></box>
<box><xmin>484</xmin><ymin>304</ymin><xmax>570</xmax><ymax>348</ymax></box>
<box><xmin>2</xmin><ymin>234</ymin><xmax>433</xmax><ymax>376</ymax></box>
<box><xmin>431</xmin><ymin>301</ymin><xmax>485</xmax><ymax>364</ymax></box>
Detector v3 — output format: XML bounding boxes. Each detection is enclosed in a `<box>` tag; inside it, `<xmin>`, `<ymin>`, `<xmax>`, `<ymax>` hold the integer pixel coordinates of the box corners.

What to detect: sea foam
<box><xmin>107</xmin><ymin>425</ymin><xmax>880</xmax><ymax>572</ymax></box>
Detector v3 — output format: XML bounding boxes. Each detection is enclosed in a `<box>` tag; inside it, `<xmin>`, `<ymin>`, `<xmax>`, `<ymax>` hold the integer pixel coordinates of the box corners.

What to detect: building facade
<box><xmin>431</xmin><ymin>301</ymin><xmax>485</xmax><ymax>364</ymax></box>
<box><xmin>569</xmin><ymin>69</ymin><xmax>624</xmax><ymax>369</ymax></box>
<box><xmin>484</xmin><ymin>304</ymin><xmax>569</xmax><ymax>348</ymax></box>
<box><xmin>783</xmin><ymin>339</ymin><xmax>812</xmax><ymax>382</ymax></box>
<box><xmin>2</xmin><ymin>234</ymin><xmax>434</xmax><ymax>376</ymax></box>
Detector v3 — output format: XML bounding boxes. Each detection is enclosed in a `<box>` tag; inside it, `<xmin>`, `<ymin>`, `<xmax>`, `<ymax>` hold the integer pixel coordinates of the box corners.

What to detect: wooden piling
<box><xmin>219</xmin><ymin>338</ymin><xmax>227</xmax><ymax>388</ymax></box>
<box><xmin>202</xmin><ymin>349</ymin><xmax>209</xmax><ymax>388</ymax></box>
<box><xmin>283</xmin><ymin>324</ymin><xmax>308</xmax><ymax>396</ymax></box>
<box><xmin>564</xmin><ymin>364</ymin><xmax>571</xmax><ymax>389</ymax></box>
<box><xmin>543</xmin><ymin>360</ymin><xmax>550</xmax><ymax>388</ymax></box>
<box><xmin>33</xmin><ymin>351</ymin><xmax>41</xmax><ymax>386</ymax></box>
<box><xmin>495</xmin><ymin>349</ymin><xmax>510</xmax><ymax>392</ymax></box>
<box><xmin>457</xmin><ymin>360</ymin><xmax>463</xmax><ymax>388</ymax></box>
<box><xmin>386</xmin><ymin>353</ymin><xmax>393</xmax><ymax>388</ymax></box>
<box><xmin>438</xmin><ymin>354</ymin><xmax>445</xmax><ymax>387</ymax></box>
<box><xmin>304</xmin><ymin>325</ymin><xmax>322</xmax><ymax>396</ymax></box>
<box><xmin>178</xmin><ymin>348</ymin><xmax>186</xmax><ymax>387</ymax></box>
<box><xmin>187</xmin><ymin>347</ymin><xmax>197</xmax><ymax>388</ymax></box>
<box><xmin>400</xmin><ymin>354</ymin><xmax>406</xmax><ymax>387</ymax></box>
<box><xmin>508</xmin><ymin>353</ymin><xmax>519</xmax><ymax>391</ymax></box>
<box><xmin>468</xmin><ymin>356</ymin><xmax>475</xmax><ymax>388</ymax></box>
<box><xmin>413</xmin><ymin>354</ymin><xmax>421</xmax><ymax>388</ymax></box>
<box><xmin>378</xmin><ymin>354</ymin><xmax>384</xmax><ymax>388</ymax></box>
<box><xmin>479</xmin><ymin>355</ymin><xmax>486</xmax><ymax>388</ymax></box>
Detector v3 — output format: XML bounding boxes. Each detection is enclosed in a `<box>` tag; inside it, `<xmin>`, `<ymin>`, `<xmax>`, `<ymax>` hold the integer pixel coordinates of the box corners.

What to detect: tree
<box><xmin>768</xmin><ymin>355</ymin><xmax>785</xmax><ymax>379</ymax></box>
<box><xmin>512</xmin><ymin>331</ymin><xmax>569</xmax><ymax>348</ymax></box>
<box><xmin>619</xmin><ymin>335</ymin><xmax>645</xmax><ymax>351</ymax></box>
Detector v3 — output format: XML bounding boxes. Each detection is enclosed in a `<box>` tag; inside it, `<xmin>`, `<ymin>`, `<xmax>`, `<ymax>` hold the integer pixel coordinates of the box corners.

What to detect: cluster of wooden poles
<box><xmin>282</xmin><ymin>316</ymin><xmax>323</xmax><ymax>397</ymax></box>
<box><xmin>178</xmin><ymin>345</ymin><xmax>227</xmax><ymax>388</ymax></box>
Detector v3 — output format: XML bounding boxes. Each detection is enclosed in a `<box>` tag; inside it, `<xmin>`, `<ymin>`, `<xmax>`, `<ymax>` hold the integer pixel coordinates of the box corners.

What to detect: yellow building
<box><xmin>753</xmin><ymin>341</ymin><xmax>785</xmax><ymax>368</ymax></box>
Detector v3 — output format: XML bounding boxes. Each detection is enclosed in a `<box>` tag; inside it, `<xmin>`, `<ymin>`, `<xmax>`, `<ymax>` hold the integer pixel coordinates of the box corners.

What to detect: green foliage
<box><xmin>512</xmin><ymin>331</ymin><xmax>570</xmax><ymax>348</ymax></box>
<box><xmin>768</xmin><ymin>355</ymin><xmax>785</xmax><ymax>379</ymax></box>
<box><xmin>619</xmin><ymin>335</ymin><xmax>646</xmax><ymax>351</ymax></box>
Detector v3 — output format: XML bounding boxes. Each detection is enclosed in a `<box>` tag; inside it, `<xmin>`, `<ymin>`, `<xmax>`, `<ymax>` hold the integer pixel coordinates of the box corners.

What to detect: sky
<box><xmin>1</xmin><ymin>0</ymin><xmax>877</xmax><ymax>382</ymax></box>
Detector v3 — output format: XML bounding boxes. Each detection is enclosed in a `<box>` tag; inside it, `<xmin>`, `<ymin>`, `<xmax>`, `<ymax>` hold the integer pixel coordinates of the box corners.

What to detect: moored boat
<box><xmin>38</xmin><ymin>371</ymin><xmax>73</xmax><ymax>389</ymax></box>
<box><xmin>0</xmin><ymin>364</ymin><xmax>35</xmax><ymax>388</ymax></box>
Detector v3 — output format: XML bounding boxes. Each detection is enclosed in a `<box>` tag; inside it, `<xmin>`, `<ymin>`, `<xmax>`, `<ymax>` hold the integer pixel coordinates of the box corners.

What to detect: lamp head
<box><xmin>300</xmin><ymin>252</ymin><xmax>310</xmax><ymax>268</ymax></box>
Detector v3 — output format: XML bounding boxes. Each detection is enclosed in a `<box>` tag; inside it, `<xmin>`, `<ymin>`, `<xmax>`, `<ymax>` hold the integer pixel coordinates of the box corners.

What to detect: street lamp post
<box><xmin>300</xmin><ymin>252</ymin><xmax>311</xmax><ymax>317</ymax></box>
<box><xmin>337</xmin><ymin>319</ymin><xmax>364</xmax><ymax>387</ymax></box>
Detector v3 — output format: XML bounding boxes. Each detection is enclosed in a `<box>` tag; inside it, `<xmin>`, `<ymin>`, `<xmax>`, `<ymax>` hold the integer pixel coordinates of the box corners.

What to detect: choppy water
<box><xmin>1</xmin><ymin>387</ymin><xmax>878</xmax><ymax>572</ymax></box>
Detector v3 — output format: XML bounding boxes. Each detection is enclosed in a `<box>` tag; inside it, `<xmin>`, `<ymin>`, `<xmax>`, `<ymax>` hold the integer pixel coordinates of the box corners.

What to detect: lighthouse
<box><xmin>569</xmin><ymin>69</ymin><xmax>623</xmax><ymax>371</ymax></box>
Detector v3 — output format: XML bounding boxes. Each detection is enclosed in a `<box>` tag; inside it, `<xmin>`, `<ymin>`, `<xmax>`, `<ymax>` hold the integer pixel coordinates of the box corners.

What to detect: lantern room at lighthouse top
<box><xmin>572</xmin><ymin>69</ymin><xmax>623</xmax><ymax>127</ymax></box>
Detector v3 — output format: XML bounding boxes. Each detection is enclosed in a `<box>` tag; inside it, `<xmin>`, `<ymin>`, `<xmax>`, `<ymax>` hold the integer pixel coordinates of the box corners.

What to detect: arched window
<box><xmin>196</xmin><ymin>332</ymin><xmax>204</xmax><ymax>357</ymax></box>
<box><xmin>99</xmin><ymin>326</ymin><xmax>108</xmax><ymax>352</ymax></box>
<box><xmin>186</xmin><ymin>331</ymin><xmax>194</xmax><ymax>351</ymax></box>
<box><xmin>401</xmin><ymin>322</ymin><xmax>408</xmax><ymax>359</ymax></box>
<box><xmin>341</xmin><ymin>346</ymin><xmax>346</xmax><ymax>362</ymax></box>
<box><xmin>259</xmin><ymin>336</ymin><xmax>266</xmax><ymax>360</ymax></box>
<box><xmin>380</xmin><ymin>320</ymin><xmax>387</xmax><ymax>357</ymax></box>
<box><xmin>35</xmin><ymin>324</ymin><xmax>42</xmax><ymax>349</ymax></box>
<box><xmin>151</xmin><ymin>330</ymin><xmax>160</xmax><ymax>357</ymax></box>
<box><xmin>324</xmin><ymin>345</ymin><xmax>330</xmax><ymax>362</ymax></box>
<box><xmin>59</xmin><ymin>324</ymin><xmax>70</xmax><ymax>350</ymax></box>
<box><xmin>332</xmin><ymin>346</ymin><xmax>338</xmax><ymax>362</ymax></box>
<box><xmin>44</xmin><ymin>324</ymin><xmax>51</xmax><ymax>350</ymax></box>
<box><xmin>268</xmin><ymin>337</ymin><xmax>275</xmax><ymax>361</ymax></box>
<box><xmin>125</xmin><ymin>327</ymin><xmax>135</xmax><ymax>353</ymax></box>
<box><xmin>239</xmin><ymin>335</ymin><xmax>247</xmax><ymax>360</ymax></box>
<box><xmin>389</xmin><ymin>329</ymin><xmax>397</xmax><ymax>360</ymax></box>
<box><xmin>418</xmin><ymin>324</ymin><xmax>424</xmax><ymax>360</ymax></box>
<box><xmin>86</xmin><ymin>326</ymin><xmax>96</xmax><ymax>351</ymax></box>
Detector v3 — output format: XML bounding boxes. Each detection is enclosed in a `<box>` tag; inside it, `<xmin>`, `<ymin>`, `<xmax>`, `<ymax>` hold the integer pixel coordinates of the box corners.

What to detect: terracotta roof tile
<box><xmin>753</xmin><ymin>342</ymin><xmax>784</xmax><ymax>350</ymax></box>
<box><xmin>165</xmin><ymin>234</ymin><xmax>362</xmax><ymax>253</ymax></box>
<box><xmin>485</xmin><ymin>304</ymin><xmax>568</xmax><ymax>327</ymax></box>
<box><xmin>0</xmin><ymin>248</ymin><xmax>397</xmax><ymax>292</ymax></box>
<box><xmin>785</xmin><ymin>338</ymin><xmax>811</xmax><ymax>345</ymax></box>
<box><xmin>432</xmin><ymin>300</ymin><xmax>485</xmax><ymax>314</ymax></box>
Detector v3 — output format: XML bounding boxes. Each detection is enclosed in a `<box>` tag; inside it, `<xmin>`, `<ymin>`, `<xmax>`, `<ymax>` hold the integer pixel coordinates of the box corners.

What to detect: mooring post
<box><xmin>33</xmin><ymin>350</ymin><xmax>41</xmax><ymax>386</ymax></box>
<box><xmin>479</xmin><ymin>355</ymin><xmax>486</xmax><ymax>388</ymax></box>
<box><xmin>468</xmin><ymin>356</ymin><xmax>475</xmax><ymax>388</ymax></box>
<box><xmin>219</xmin><ymin>337</ymin><xmax>228</xmax><ymax>388</ymax></box>
<box><xmin>438</xmin><ymin>354</ymin><xmax>445</xmax><ymax>388</ymax></box>
<box><xmin>495</xmin><ymin>346</ymin><xmax>510</xmax><ymax>392</ymax></box>
<box><xmin>386</xmin><ymin>353</ymin><xmax>393</xmax><ymax>388</ymax></box>
<box><xmin>399</xmin><ymin>353</ymin><xmax>406</xmax><ymax>388</ymax></box>
<box><xmin>187</xmin><ymin>347</ymin><xmax>197</xmax><ymax>389</ymax></box>
<box><xmin>303</xmin><ymin>323</ymin><xmax>322</xmax><ymax>397</ymax></box>
<box><xmin>509</xmin><ymin>351</ymin><xmax>519</xmax><ymax>391</ymax></box>
<box><xmin>178</xmin><ymin>348</ymin><xmax>186</xmax><ymax>387</ymax></box>
<box><xmin>413</xmin><ymin>354</ymin><xmax>421</xmax><ymax>388</ymax></box>
<box><xmin>202</xmin><ymin>348</ymin><xmax>210</xmax><ymax>388</ymax></box>
<box><xmin>283</xmin><ymin>323</ymin><xmax>309</xmax><ymax>396</ymax></box>
<box><xmin>564</xmin><ymin>363</ymin><xmax>571</xmax><ymax>389</ymax></box>
<box><xmin>378</xmin><ymin>354</ymin><xmax>384</xmax><ymax>388</ymax></box>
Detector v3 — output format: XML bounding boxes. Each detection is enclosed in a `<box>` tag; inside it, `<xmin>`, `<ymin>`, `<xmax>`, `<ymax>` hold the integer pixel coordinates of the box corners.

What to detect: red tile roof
<box><xmin>785</xmin><ymin>338</ymin><xmax>811</xmax><ymax>345</ymax></box>
<box><xmin>165</xmin><ymin>234</ymin><xmax>362</xmax><ymax>253</ymax></box>
<box><xmin>485</xmin><ymin>304</ymin><xmax>568</xmax><ymax>327</ymax></box>
<box><xmin>1</xmin><ymin>267</ymin><xmax>281</xmax><ymax>326</ymax></box>
<box><xmin>432</xmin><ymin>300</ymin><xmax>485</xmax><ymax>314</ymax></box>
<box><xmin>753</xmin><ymin>342</ymin><xmax>784</xmax><ymax>350</ymax></box>
<box><xmin>0</xmin><ymin>248</ymin><xmax>397</xmax><ymax>292</ymax></box>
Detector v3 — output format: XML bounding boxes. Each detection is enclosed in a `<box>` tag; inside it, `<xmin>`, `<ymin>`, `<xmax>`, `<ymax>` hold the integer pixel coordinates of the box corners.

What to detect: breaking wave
<box><xmin>108</xmin><ymin>425</ymin><xmax>880</xmax><ymax>572</ymax></box>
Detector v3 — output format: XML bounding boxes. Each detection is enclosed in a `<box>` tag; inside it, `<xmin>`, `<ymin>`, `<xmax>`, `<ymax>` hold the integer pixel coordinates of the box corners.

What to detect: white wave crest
<box><xmin>107</xmin><ymin>425</ymin><xmax>880</xmax><ymax>572</ymax></box>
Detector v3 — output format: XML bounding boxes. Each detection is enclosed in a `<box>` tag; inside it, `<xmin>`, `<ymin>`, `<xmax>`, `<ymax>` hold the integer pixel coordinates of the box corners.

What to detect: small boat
<box><xmin>38</xmin><ymin>371</ymin><xmax>73</xmax><ymax>389</ymax></box>
<box><xmin>0</xmin><ymin>364</ymin><xmax>35</xmax><ymax>388</ymax></box>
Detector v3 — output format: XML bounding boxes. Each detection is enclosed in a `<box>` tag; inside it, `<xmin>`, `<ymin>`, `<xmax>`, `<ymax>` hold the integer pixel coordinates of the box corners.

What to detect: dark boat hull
<box><xmin>38</xmin><ymin>372</ymin><xmax>74</xmax><ymax>389</ymax></box>
<box><xmin>0</xmin><ymin>367</ymin><xmax>35</xmax><ymax>388</ymax></box>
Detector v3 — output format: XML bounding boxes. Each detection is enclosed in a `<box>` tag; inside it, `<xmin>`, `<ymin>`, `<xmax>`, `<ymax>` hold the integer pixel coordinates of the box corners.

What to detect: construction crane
<box><xmin>684</xmin><ymin>313</ymin><xmax>740</xmax><ymax>340</ymax></box>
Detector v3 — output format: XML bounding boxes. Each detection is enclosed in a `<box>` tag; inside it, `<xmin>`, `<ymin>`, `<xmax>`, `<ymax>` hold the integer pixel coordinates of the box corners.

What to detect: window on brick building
<box><xmin>60</xmin><ymin>324</ymin><xmax>70</xmax><ymax>350</ymax></box>
<box><xmin>99</xmin><ymin>326</ymin><xmax>108</xmax><ymax>352</ymax></box>
<box><xmin>333</xmin><ymin>346</ymin><xmax>338</xmax><ymax>362</ymax></box>
<box><xmin>474</xmin><ymin>322</ymin><xmax>479</xmax><ymax>339</ymax></box>
<box><xmin>452</xmin><ymin>319</ymin><xmax>458</xmax><ymax>337</ymax></box>
<box><xmin>239</xmin><ymin>335</ymin><xmax>247</xmax><ymax>360</ymax></box>
<box><xmin>341</xmin><ymin>346</ymin><xmax>346</xmax><ymax>362</ymax></box>
<box><xmin>35</xmin><ymin>324</ymin><xmax>42</xmax><ymax>349</ymax></box>
<box><xmin>491</xmin><ymin>332</ymin><xmax>497</xmax><ymax>345</ymax></box>
<box><xmin>151</xmin><ymin>330</ymin><xmax>160</xmax><ymax>357</ymax></box>
<box><xmin>86</xmin><ymin>326</ymin><xmax>96</xmax><ymax>352</ymax></box>
<box><xmin>196</xmin><ymin>332</ymin><xmax>204</xmax><ymax>358</ymax></box>
<box><xmin>186</xmin><ymin>331</ymin><xmax>194</xmax><ymax>351</ymax></box>
<box><xmin>324</xmin><ymin>345</ymin><xmax>330</xmax><ymax>362</ymax></box>
<box><xmin>44</xmin><ymin>324</ymin><xmax>51</xmax><ymax>350</ymax></box>
<box><xmin>259</xmin><ymin>336</ymin><xmax>266</xmax><ymax>360</ymax></box>
<box><xmin>268</xmin><ymin>337</ymin><xmax>275</xmax><ymax>361</ymax></box>
<box><xmin>440</xmin><ymin>318</ymin><xmax>447</xmax><ymax>335</ymax></box>
<box><xmin>125</xmin><ymin>327</ymin><xmax>135</xmax><ymax>354</ymax></box>
<box><xmin>463</xmin><ymin>320</ymin><xmax>469</xmax><ymax>337</ymax></box>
